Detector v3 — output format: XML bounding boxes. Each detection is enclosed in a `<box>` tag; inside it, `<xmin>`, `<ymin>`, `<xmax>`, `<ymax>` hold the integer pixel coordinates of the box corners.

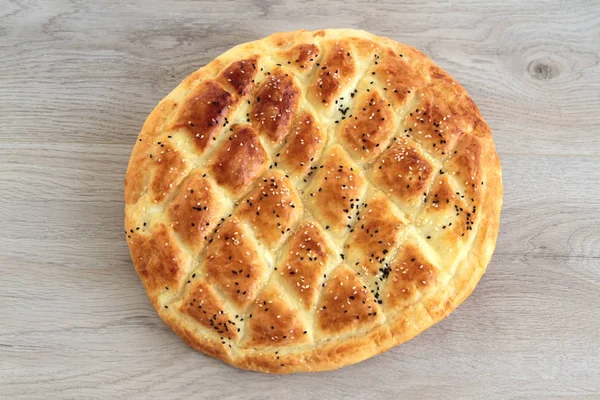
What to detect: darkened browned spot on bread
<box><xmin>277</xmin><ymin>111</ymin><xmax>325</xmax><ymax>176</ymax></box>
<box><xmin>217</xmin><ymin>58</ymin><xmax>259</xmax><ymax>97</ymax></box>
<box><xmin>316</xmin><ymin>264</ymin><xmax>383</xmax><ymax>335</ymax></box>
<box><xmin>250</xmin><ymin>70</ymin><xmax>300</xmax><ymax>142</ymax></box>
<box><xmin>370</xmin><ymin>138</ymin><xmax>434</xmax><ymax>216</ymax></box>
<box><xmin>305</xmin><ymin>145</ymin><xmax>367</xmax><ymax>235</ymax></box>
<box><xmin>236</xmin><ymin>170</ymin><xmax>302</xmax><ymax>249</ymax></box>
<box><xmin>280</xmin><ymin>43</ymin><xmax>320</xmax><ymax>72</ymax></box>
<box><xmin>246</xmin><ymin>285</ymin><xmax>308</xmax><ymax>347</ymax></box>
<box><xmin>384</xmin><ymin>243</ymin><xmax>438</xmax><ymax>310</ymax></box>
<box><xmin>170</xmin><ymin>81</ymin><xmax>233</xmax><ymax>153</ymax></box>
<box><xmin>344</xmin><ymin>194</ymin><xmax>406</xmax><ymax>276</ymax></box>
<box><xmin>209</xmin><ymin>124</ymin><xmax>268</xmax><ymax>196</ymax></box>
<box><xmin>204</xmin><ymin>217</ymin><xmax>268</xmax><ymax>307</ymax></box>
<box><xmin>311</xmin><ymin>40</ymin><xmax>356</xmax><ymax>106</ymax></box>
<box><xmin>128</xmin><ymin>224</ymin><xmax>189</xmax><ymax>291</ymax></box>
<box><xmin>277</xmin><ymin>221</ymin><xmax>334</xmax><ymax>309</ymax></box>
<box><xmin>180</xmin><ymin>280</ymin><xmax>239</xmax><ymax>340</ymax></box>
<box><xmin>339</xmin><ymin>90</ymin><xmax>394</xmax><ymax>162</ymax></box>
<box><xmin>168</xmin><ymin>171</ymin><xmax>225</xmax><ymax>254</ymax></box>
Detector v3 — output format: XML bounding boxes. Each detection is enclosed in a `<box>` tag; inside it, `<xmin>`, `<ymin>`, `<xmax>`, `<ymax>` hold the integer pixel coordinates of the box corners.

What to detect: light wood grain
<box><xmin>1</xmin><ymin>0</ymin><xmax>599</xmax><ymax>398</ymax></box>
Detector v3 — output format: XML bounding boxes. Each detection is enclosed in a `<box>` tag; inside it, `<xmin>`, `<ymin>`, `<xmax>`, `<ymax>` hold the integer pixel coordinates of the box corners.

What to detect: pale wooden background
<box><xmin>1</xmin><ymin>0</ymin><xmax>599</xmax><ymax>398</ymax></box>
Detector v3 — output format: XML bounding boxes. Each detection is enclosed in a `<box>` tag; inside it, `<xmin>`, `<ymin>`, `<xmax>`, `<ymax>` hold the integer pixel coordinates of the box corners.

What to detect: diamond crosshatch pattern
<box><xmin>124</xmin><ymin>29</ymin><xmax>502</xmax><ymax>373</ymax></box>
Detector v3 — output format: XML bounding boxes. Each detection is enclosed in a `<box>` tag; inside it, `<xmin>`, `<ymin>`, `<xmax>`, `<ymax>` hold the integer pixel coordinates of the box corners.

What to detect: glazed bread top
<box><xmin>124</xmin><ymin>29</ymin><xmax>503</xmax><ymax>373</ymax></box>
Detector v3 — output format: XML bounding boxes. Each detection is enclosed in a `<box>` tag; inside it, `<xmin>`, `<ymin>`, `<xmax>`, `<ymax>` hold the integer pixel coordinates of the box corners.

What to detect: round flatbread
<box><xmin>124</xmin><ymin>29</ymin><xmax>503</xmax><ymax>373</ymax></box>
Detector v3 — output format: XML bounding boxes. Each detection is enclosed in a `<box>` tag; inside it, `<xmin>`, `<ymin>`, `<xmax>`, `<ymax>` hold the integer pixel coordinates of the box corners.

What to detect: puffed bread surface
<box><xmin>124</xmin><ymin>29</ymin><xmax>503</xmax><ymax>373</ymax></box>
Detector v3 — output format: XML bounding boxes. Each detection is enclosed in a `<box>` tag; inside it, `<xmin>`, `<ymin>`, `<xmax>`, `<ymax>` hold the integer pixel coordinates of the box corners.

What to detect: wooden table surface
<box><xmin>2</xmin><ymin>0</ymin><xmax>599</xmax><ymax>398</ymax></box>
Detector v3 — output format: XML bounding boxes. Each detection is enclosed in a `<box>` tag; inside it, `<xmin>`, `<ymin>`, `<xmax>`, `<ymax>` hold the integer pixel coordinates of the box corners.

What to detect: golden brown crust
<box><xmin>170</xmin><ymin>81</ymin><xmax>234</xmax><ymax>154</ymax></box>
<box><xmin>128</xmin><ymin>224</ymin><xmax>191</xmax><ymax>293</ymax></box>
<box><xmin>209</xmin><ymin>124</ymin><xmax>269</xmax><ymax>197</ymax></box>
<box><xmin>250</xmin><ymin>70</ymin><xmax>301</xmax><ymax>142</ymax></box>
<box><xmin>277</xmin><ymin>43</ymin><xmax>320</xmax><ymax>72</ymax></box>
<box><xmin>383</xmin><ymin>241</ymin><xmax>439</xmax><ymax>310</ymax></box>
<box><xmin>167</xmin><ymin>170</ymin><xmax>225</xmax><ymax>254</ymax></box>
<box><xmin>310</xmin><ymin>40</ymin><xmax>356</xmax><ymax>107</ymax></box>
<box><xmin>338</xmin><ymin>90</ymin><xmax>395</xmax><ymax>162</ymax></box>
<box><xmin>276</xmin><ymin>221</ymin><xmax>335</xmax><ymax>309</ymax></box>
<box><xmin>203</xmin><ymin>217</ymin><xmax>269</xmax><ymax>308</ymax></box>
<box><xmin>305</xmin><ymin>144</ymin><xmax>367</xmax><ymax>235</ymax></box>
<box><xmin>374</xmin><ymin>48</ymin><xmax>425</xmax><ymax>108</ymax></box>
<box><xmin>179</xmin><ymin>280</ymin><xmax>240</xmax><ymax>340</ymax></box>
<box><xmin>216</xmin><ymin>58</ymin><xmax>259</xmax><ymax>97</ymax></box>
<box><xmin>344</xmin><ymin>193</ymin><xmax>407</xmax><ymax>276</ymax></box>
<box><xmin>316</xmin><ymin>264</ymin><xmax>384</xmax><ymax>336</ymax></box>
<box><xmin>369</xmin><ymin>137</ymin><xmax>435</xmax><ymax>217</ymax></box>
<box><xmin>125</xmin><ymin>29</ymin><xmax>503</xmax><ymax>373</ymax></box>
<box><xmin>276</xmin><ymin>111</ymin><xmax>326</xmax><ymax>176</ymax></box>
<box><xmin>236</xmin><ymin>171</ymin><xmax>303</xmax><ymax>249</ymax></box>
<box><xmin>245</xmin><ymin>284</ymin><xmax>309</xmax><ymax>347</ymax></box>
<box><xmin>405</xmin><ymin>86</ymin><xmax>467</xmax><ymax>158</ymax></box>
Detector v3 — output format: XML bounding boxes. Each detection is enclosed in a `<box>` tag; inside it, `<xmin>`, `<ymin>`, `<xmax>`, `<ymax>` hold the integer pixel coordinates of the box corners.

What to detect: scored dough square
<box><xmin>344</xmin><ymin>192</ymin><xmax>408</xmax><ymax>278</ymax></box>
<box><xmin>276</xmin><ymin>111</ymin><xmax>326</xmax><ymax>177</ymax></box>
<box><xmin>338</xmin><ymin>90</ymin><xmax>396</xmax><ymax>163</ymax></box>
<box><xmin>369</xmin><ymin>136</ymin><xmax>436</xmax><ymax>218</ymax></box>
<box><xmin>168</xmin><ymin>170</ymin><xmax>231</xmax><ymax>255</ymax></box>
<box><xmin>124</xmin><ymin>29</ymin><xmax>502</xmax><ymax>373</ymax></box>
<box><xmin>209</xmin><ymin>124</ymin><xmax>269</xmax><ymax>197</ymax></box>
<box><xmin>203</xmin><ymin>216</ymin><xmax>270</xmax><ymax>308</ymax></box>
<box><xmin>304</xmin><ymin>144</ymin><xmax>368</xmax><ymax>236</ymax></box>
<box><xmin>236</xmin><ymin>171</ymin><xmax>303</xmax><ymax>250</ymax></box>
<box><xmin>275</xmin><ymin>221</ymin><xmax>337</xmax><ymax>309</ymax></box>
<box><xmin>250</xmin><ymin>70</ymin><xmax>301</xmax><ymax>143</ymax></box>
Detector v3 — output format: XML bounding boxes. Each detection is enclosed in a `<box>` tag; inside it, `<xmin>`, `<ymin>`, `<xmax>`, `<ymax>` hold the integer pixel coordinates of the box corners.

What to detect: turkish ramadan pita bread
<box><xmin>124</xmin><ymin>29</ymin><xmax>503</xmax><ymax>373</ymax></box>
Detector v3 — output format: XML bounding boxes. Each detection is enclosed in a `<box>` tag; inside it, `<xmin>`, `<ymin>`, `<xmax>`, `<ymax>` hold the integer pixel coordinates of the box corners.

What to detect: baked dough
<box><xmin>124</xmin><ymin>29</ymin><xmax>503</xmax><ymax>373</ymax></box>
